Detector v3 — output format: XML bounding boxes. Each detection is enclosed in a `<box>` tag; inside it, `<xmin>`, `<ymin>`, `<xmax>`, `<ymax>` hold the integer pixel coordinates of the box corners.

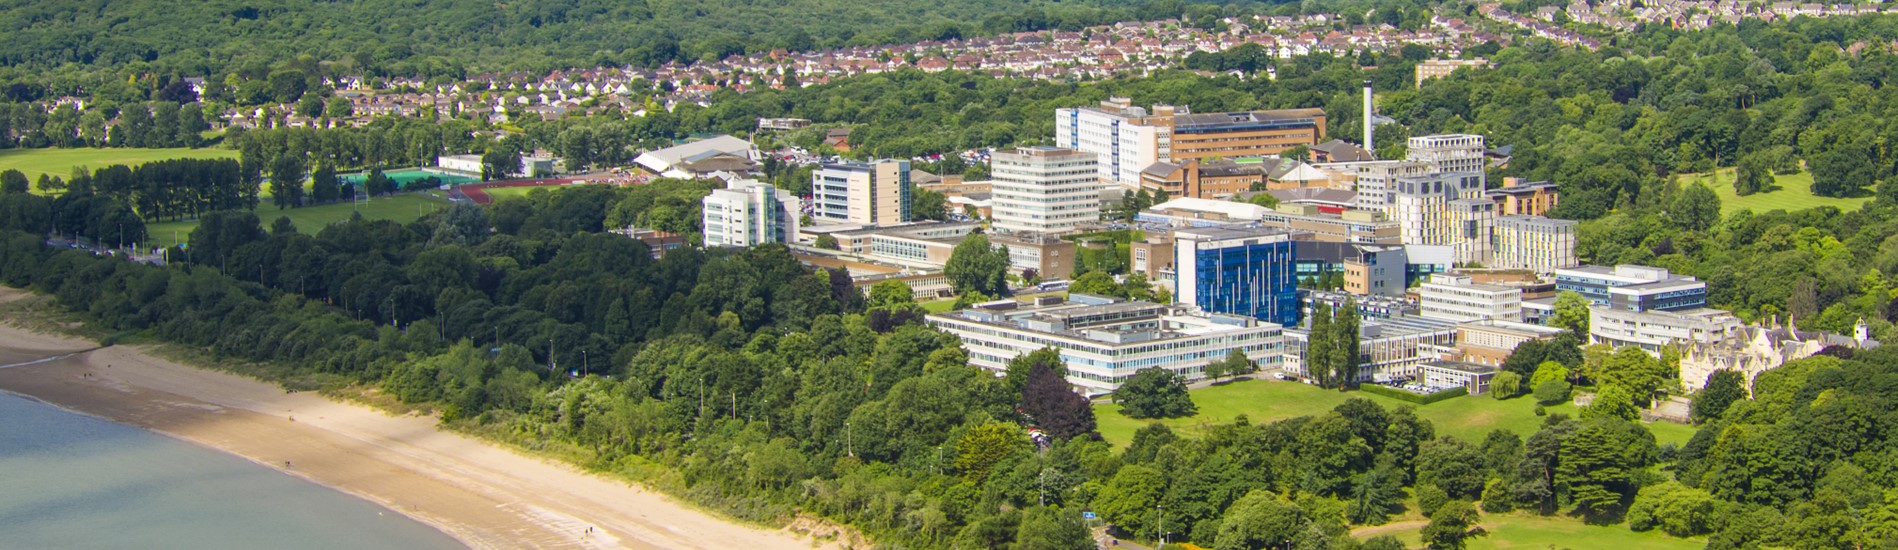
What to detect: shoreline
<box><xmin>0</xmin><ymin>289</ymin><xmax>833</xmax><ymax>550</ymax></box>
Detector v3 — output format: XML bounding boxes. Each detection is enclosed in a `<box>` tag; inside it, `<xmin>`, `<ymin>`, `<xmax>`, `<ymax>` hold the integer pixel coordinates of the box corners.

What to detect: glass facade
<box><xmin>1190</xmin><ymin>241</ymin><xmax>1299</xmax><ymax>326</ymax></box>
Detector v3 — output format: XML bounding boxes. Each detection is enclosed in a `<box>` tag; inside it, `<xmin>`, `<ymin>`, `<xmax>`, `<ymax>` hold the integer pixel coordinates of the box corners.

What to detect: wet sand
<box><xmin>0</xmin><ymin>287</ymin><xmax>832</xmax><ymax>549</ymax></box>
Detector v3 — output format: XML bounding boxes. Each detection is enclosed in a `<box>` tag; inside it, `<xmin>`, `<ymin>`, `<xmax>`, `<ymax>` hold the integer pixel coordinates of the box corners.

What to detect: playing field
<box><xmin>1095</xmin><ymin>378</ymin><xmax>1697</xmax><ymax>448</ymax></box>
<box><xmin>1370</xmin><ymin>512</ymin><xmax>1704</xmax><ymax>550</ymax></box>
<box><xmin>145</xmin><ymin>194</ymin><xmax>449</xmax><ymax>248</ymax></box>
<box><xmin>1683</xmin><ymin>168</ymin><xmax>1869</xmax><ymax>216</ymax></box>
<box><xmin>342</xmin><ymin>168</ymin><xmax>479</xmax><ymax>187</ymax></box>
<box><xmin>0</xmin><ymin>147</ymin><xmax>240</xmax><ymax>185</ymax></box>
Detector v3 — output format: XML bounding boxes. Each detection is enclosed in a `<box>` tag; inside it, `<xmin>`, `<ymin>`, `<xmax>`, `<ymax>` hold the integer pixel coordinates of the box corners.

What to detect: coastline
<box><xmin>0</xmin><ymin>289</ymin><xmax>831</xmax><ymax>550</ymax></box>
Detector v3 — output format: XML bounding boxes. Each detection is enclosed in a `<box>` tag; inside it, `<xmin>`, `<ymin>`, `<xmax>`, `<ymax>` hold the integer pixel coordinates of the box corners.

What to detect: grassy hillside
<box><xmin>1094</xmin><ymin>378</ymin><xmax>1696</xmax><ymax>448</ymax></box>
<box><xmin>146</xmin><ymin>194</ymin><xmax>447</xmax><ymax>248</ymax></box>
<box><xmin>1683</xmin><ymin>168</ymin><xmax>1870</xmax><ymax>216</ymax></box>
<box><xmin>0</xmin><ymin>147</ymin><xmax>239</xmax><ymax>187</ymax></box>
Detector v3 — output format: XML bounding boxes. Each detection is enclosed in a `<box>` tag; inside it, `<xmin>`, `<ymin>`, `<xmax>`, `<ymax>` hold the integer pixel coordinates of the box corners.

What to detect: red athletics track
<box><xmin>459</xmin><ymin>177</ymin><xmax>586</xmax><ymax>205</ymax></box>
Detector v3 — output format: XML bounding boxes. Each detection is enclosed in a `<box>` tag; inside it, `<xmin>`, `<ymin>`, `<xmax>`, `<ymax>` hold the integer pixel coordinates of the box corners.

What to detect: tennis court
<box><xmin>342</xmin><ymin>169</ymin><xmax>480</xmax><ymax>187</ymax></box>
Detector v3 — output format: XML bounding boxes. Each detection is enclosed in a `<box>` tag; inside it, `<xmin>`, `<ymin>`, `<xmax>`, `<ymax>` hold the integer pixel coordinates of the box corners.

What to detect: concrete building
<box><xmin>1137</xmin><ymin>199</ymin><xmax>1402</xmax><ymax>245</ymax></box>
<box><xmin>1415</xmin><ymin>59</ymin><xmax>1491</xmax><ymax>86</ymax></box>
<box><xmin>1678</xmin><ymin>319</ymin><xmax>1878</xmax><ymax>392</ymax></box>
<box><xmin>1284</xmin><ymin>315</ymin><xmax>1459</xmax><ymax>381</ymax></box>
<box><xmin>1175</xmin><ymin>227</ymin><xmax>1300</xmax><ymax>326</ymax></box>
<box><xmin>1488</xmin><ymin>178</ymin><xmax>1561</xmax><ymax>217</ymax></box>
<box><xmin>1343</xmin><ymin>244</ymin><xmax>1408</xmax><ymax>297</ymax></box>
<box><xmin>812</xmin><ymin>160</ymin><xmax>912</xmax><ymax>225</ymax></box>
<box><xmin>1451</xmin><ymin>320</ymin><xmax>1568</xmax><ymax>366</ymax></box>
<box><xmin>701</xmin><ymin>179</ymin><xmax>800</xmax><ymax>247</ymax></box>
<box><xmin>926</xmin><ymin>294</ymin><xmax>1285</xmax><ymax>395</ymax></box>
<box><xmin>1128</xmin><ymin>234</ymin><xmax>1176</xmax><ymax>283</ymax></box>
<box><xmin>991</xmin><ymin>147</ymin><xmax>1101</xmax><ymax>234</ymax></box>
<box><xmin>1418</xmin><ymin>361</ymin><xmax>1500</xmax><ymax>394</ymax></box>
<box><xmin>1304</xmin><ymin>289</ymin><xmax>1420</xmax><ymax>319</ymax></box>
<box><xmin>1138</xmin><ymin>159</ymin><xmax>1267</xmax><ymax>200</ymax></box>
<box><xmin>991</xmin><ymin>231</ymin><xmax>1077</xmax><ymax>282</ymax></box>
<box><xmin>1419</xmin><ymin>274</ymin><xmax>1524</xmax><ymax>323</ymax></box>
<box><xmin>1490</xmin><ymin>215</ymin><xmax>1578</xmax><ymax>273</ymax></box>
<box><xmin>1169</xmin><ymin>108</ymin><xmax>1328</xmax><ymax>162</ymax></box>
<box><xmin>1056</xmin><ymin>98</ymin><xmax>1325</xmax><ymax>185</ymax></box>
<box><xmin>1407</xmin><ymin>134</ymin><xmax>1488</xmax><ymax>182</ymax></box>
<box><xmin>1556</xmin><ymin>264</ymin><xmax>1707</xmax><ymax>312</ymax></box>
<box><xmin>436</xmin><ymin>154</ymin><xmax>484</xmax><ymax>177</ymax></box>
<box><xmin>1387</xmin><ymin>172</ymin><xmax>1492</xmax><ymax>264</ymax></box>
<box><xmin>1337</xmin><ymin>160</ymin><xmax>1433</xmax><ymax>211</ymax></box>
<box><xmin>1590</xmin><ymin>306</ymin><xmax>1742</xmax><ymax>354</ymax></box>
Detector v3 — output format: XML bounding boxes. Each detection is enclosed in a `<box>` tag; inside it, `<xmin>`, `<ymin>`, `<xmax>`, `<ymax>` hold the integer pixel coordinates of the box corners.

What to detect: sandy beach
<box><xmin>0</xmin><ymin>287</ymin><xmax>834</xmax><ymax>549</ymax></box>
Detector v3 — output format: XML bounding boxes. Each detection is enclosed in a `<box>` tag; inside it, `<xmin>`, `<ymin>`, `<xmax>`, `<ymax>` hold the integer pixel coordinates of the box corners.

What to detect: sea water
<box><xmin>0</xmin><ymin>392</ymin><xmax>465</xmax><ymax>549</ymax></box>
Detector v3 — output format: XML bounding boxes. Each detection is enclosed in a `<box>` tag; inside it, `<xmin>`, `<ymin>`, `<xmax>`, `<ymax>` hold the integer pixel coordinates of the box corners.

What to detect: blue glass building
<box><xmin>1173</xmin><ymin>227</ymin><xmax>1300</xmax><ymax>326</ymax></box>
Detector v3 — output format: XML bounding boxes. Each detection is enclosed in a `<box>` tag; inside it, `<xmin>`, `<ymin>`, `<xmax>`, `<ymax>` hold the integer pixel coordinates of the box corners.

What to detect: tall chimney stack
<box><xmin>1362</xmin><ymin>79</ymin><xmax>1375</xmax><ymax>156</ymax></box>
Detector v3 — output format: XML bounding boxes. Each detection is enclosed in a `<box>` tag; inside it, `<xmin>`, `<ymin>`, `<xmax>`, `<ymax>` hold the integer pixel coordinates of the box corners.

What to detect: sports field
<box><xmin>1095</xmin><ymin>378</ymin><xmax>1696</xmax><ymax>448</ymax></box>
<box><xmin>342</xmin><ymin>169</ymin><xmax>479</xmax><ymax>187</ymax></box>
<box><xmin>145</xmin><ymin>194</ymin><xmax>448</xmax><ymax>248</ymax></box>
<box><xmin>0</xmin><ymin>147</ymin><xmax>239</xmax><ymax>185</ymax></box>
<box><xmin>1367</xmin><ymin>512</ymin><xmax>1703</xmax><ymax>550</ymax></box>
<box><xmin>1682</xmin><ymin>168</ymin><xmax>1869</xmax><ymax>215</ymax></box>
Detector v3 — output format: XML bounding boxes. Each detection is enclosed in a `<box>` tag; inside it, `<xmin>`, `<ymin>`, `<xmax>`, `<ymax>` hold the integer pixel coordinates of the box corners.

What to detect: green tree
<box><xmin>1734</xmin><ymin>153</ymin><xmax>1774</xmax><ymax>196</ymax></box>
<box><xmin>1417</xmin><ymin>436</ymin><xmax>1489</xmax><ymax>499</ymax></box>
<box><xmin>1671</xmin><ymin>183</ymin><xmax>1721</xmax><ymax>232</ymax></box>
<box><xmin>1095</xmin><ymin>464</ymin><xmax>1167</xmax><ymax>539</ymax></box>
<box><xmin>1214</xmin><ymin>490</ymin><xmax>1308</xmax><ymax>550</ymax></box>
<box><xmin>1533</xmin><ymin>378</ymin><xmax>1572</xmax><ymax>405</ymax></box>
<box><xmin>814</xmin><ymin>234</ymin><xmax>839</xmax><ymax>250</ymax></box>
<box><xmin>1115</xmin><ymin>367</ymin><xmax>1196</xmax><ymax>419</ymax></box>
<box><xmin>1490</xmin><ymin>371</ymin><xmax>1521</xmax><ymax>399</ymax></box>
<box><xmin>955</xmin><ymin>421</ymin><xmax>1025</xmax><ymax>482</ymax></box>
<box><xmin>309</xmin><ymin>163</ymin><xmax>340</xmax><ymax>204</ymax></box>
<box><xmin>913</xmin><ymin>187</ymin><xmax>948</xmax><ymax>221</ymax></box>
<box><xmin>1582</xmin><ymin>384</ymin><xmax>1639</xmax><ymax>422</ymax></box>
<box><xmin>481</xmin><ymin>147</ymin><xmax>522</xmax><ymax>181</ymax></box>
<box><xmin>945</xmin><ymin>233</ymin><xmax>1010</xmax><ymax>297</ymax></box>
<box><xmin>1021</xmin><ymin>362</ymin><xmax>1096</xmax><ymax>440</ymax></box>
<box><xmin>1690</xmin><ymin>369</ymin><xmax>1746</xmax><ymax>424</ymax></box>
<box><xmin>1550</xmin><ymin>291</ymin><xmax>1591</xmax><ymax>336</ymax></box>
<box><xmin>268</xmin><ymin>155</ymin><xmax>307</xmax><ymax>209</ymax></box>
<box><xmin>1420</xmin><ymin>500</ymin><xmax>1484</xmax><ymax>550</ymax></box>
<box><xmin>1014</xmin><ymin>506</ymin><xmax>1094</xmax><ymax>550</ymax></box>
<box><xmin>867</xmin><ymin>280</ymin><xmax>915</xmax><ymax>309</ymax></box>
<box><xmin>1557</xmin><ymin>419</ymin><xmax>1657</xmax><ymax>519</ymax></box>
<box><xmin>1069</xmin><ymin>270</ymin><xmax>1122</xmax><ymax>297</ymax></box>
<box><xmin>0</xmin><ymin>170</ymin><xmax>26</xmax><ymax>194</ymax></box>
<box><xmin>325</xmin><ymin>96</ymin><xmax>354</xmax><ymax>118</ymax></box>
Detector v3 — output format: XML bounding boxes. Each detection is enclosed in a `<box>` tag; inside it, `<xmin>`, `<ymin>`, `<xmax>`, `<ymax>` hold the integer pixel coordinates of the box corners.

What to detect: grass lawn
<box><xmin>1376</xmin><ymin>512</ymin><xmax>1704</xmax><ymax>550</ymax></box>
<box><xmin>1683</xmin><ymin>168</ymin><xmax>1869</xmax><ymax>216</ymax></box>
<box><xmin>145</xmin><ymin>194</ymin><xmax>448</xmax><ymax>248</ymax></box>
<box><xmin>922</xmin><ymin>299</ymin><xmax>958</xmax><ymax>313</ymax></box>
<box><xmin>1095</xmin><ymin>378</ymin><xmax>1695</xmax><ymax>448</ymax></box>
<box><xmin>483</xmin><ymin>185</ymin><xmax>572</xmax><ymax>201</ymax></box>
<box><xmin>0</xmin><ymin>147</ymin><xmax>239</xmax><ymax>186</ymax></box>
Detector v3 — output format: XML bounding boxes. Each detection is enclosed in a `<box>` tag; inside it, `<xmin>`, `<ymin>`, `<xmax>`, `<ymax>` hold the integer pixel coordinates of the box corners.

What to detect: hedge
<box><xmin>1357</xmin><ymin>384</ymin><xmax>1468</xmax><ymax>405</ymax></box>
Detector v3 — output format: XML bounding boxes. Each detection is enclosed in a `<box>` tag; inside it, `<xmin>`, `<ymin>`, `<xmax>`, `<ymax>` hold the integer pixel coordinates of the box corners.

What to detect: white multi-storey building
<box><xmin>1407</xmin><ymin>134</ymin><xmax>1488</xmax><ymax>183</ymax></box>
<box><xmin>926</xmin><ymin>294</ymin><xmax>1284</xmax><ymax>395</ymax></box>
<box><xmin>1590</xmin><ymin>306</ymin><xmax>1742</xmax><ymax>354</ymax></box>
<box><xmin>1387</xmin><ymin>173</ymin><xmax>1491</xmax><ymax>265</ymax></box>
<box><xmin>1490</xmin><ymin>215</ymin><xmax>1578</xmax><ymax>273</ymax></box>
<box><xmin>991</xmin><ymin>147</ymin><xmax>1101</xmax><ymax>234</ymax></box>
<box><xmin>702</xmin><ymin>179</ymin><xmax>800</xmax><ymax>247</ymax></box>
<box><xmin>812</xmin><ymin>160</ymin><xmax>911</xmax><ymax>225</ymax></box>
<box><xmin>1419</xmin><ymin>274</ymin><xmax>1524</xmax><ymax>323</ymax></box>
<box><xmin>1056</xmin><ymin>99</ymin><xmax>1176</xmax><ymax>185</ymax></box>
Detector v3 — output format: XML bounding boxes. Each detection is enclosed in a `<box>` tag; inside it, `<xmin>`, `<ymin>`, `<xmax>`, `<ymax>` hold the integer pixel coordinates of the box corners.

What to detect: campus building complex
<box><xmin>926</xmin><ymin>294</ymin><xmax>1285</xmax><ymax>395</ymax></box>
<box><xmin>1490</xmin><ymin>215</ymin><xmax>1578</xmax><ymax>273</ymax></box>
<box><xmin>1555</xmin><ymin>264</ymin><xmax>1708</xmax><ymax>312</ymax></box>
<box><xmin>1418</xmin><ymin>274</ymin><xmax>1524</xmax><ymax>323</ymax></box>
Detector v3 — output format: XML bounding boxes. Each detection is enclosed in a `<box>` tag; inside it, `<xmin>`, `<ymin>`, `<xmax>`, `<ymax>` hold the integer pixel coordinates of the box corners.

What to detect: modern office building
<box><xmin>1490</xmin><ymin>215</ymin><xmax>1578</xmax><ymax>273</ymax></box>
<box><xmin>1283</xmin><ymin>315</ymin><xmax>1458</xmax><ymax>382</ymax></box>
<box><xmin>1056</xmin><ymin>98</ymin><xmax>1325</xmax><ymax>185</ymax></box>
<box><xmin>1419</xmin><ymin>274</ymin><xmax>1524</xmax><ymax>323</ymax></box>
<box><xmin>812</xmin><ymin>160</ymin><xmax>912</xmax><ymax>225</ymax></box>
<box><xmin>1407</xmin><ymin>134</ymin><xmax>1488</xmax><ymax>182</ymax></box>
<box><xmin>991</xmin><ymin>231</ymin><xmax>1078</xmax><ymax>282</ymax></box>
<box><xmin>701</xmin><ymin>179</ymin><xmax>800</xmax><ymax>247</ymax></box>
<box><xmin>1138</xmin><ymin>199</ymin><xmax>1403</xmax><ymax>245</ymax></box>
<box><xmin>926</xmin><ymin>294</ymin><xmax>1285</xmax><ymax>395</ymax></box>
<box><xmin>1169</xmin><ymin>108</ymin><xmax>1328</xmax><ymax>162</ymax></box>
<box><xmin>1387</xmin><ymin>172</ymin><xmax>1492</xmax><ymax>264</ymax></box>
<box><xmin>1174</xmin><ymin>227</ymin><xmax>1300</xmax><ymax>326</ymax></box>
<box><xmin>1418</xmin><ymin>361</ymin><xmax>1501</xmax><ymax>394</ymax></box>
<box><xmin>1487</xmin><ymin>178</ymin><xmax>1561</xmax><ymax>216</ymax></box>
<box><xmin>1555</xmin><ymin>264</ymin><xmax>1708</xmax><ymax>312</ymax></box>
<box><xmin>990</xmin><ymin>147</ymin><xmax>1101</xmax><ymax>234</ymax></box>
<box><xmin>1342</xmin><ymin>244</ymin><xmax>1408</xmax><ymax>297</ymax></box>
<box><xmin>1338</xmin><ymin>160</ymin><xmax>1434</xmax><ymax>211</ymax></box>
<box><xmin>1590</xmin><ymin>306</ymin><xmax>1741</xmax><ymax>354</ymax></box>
